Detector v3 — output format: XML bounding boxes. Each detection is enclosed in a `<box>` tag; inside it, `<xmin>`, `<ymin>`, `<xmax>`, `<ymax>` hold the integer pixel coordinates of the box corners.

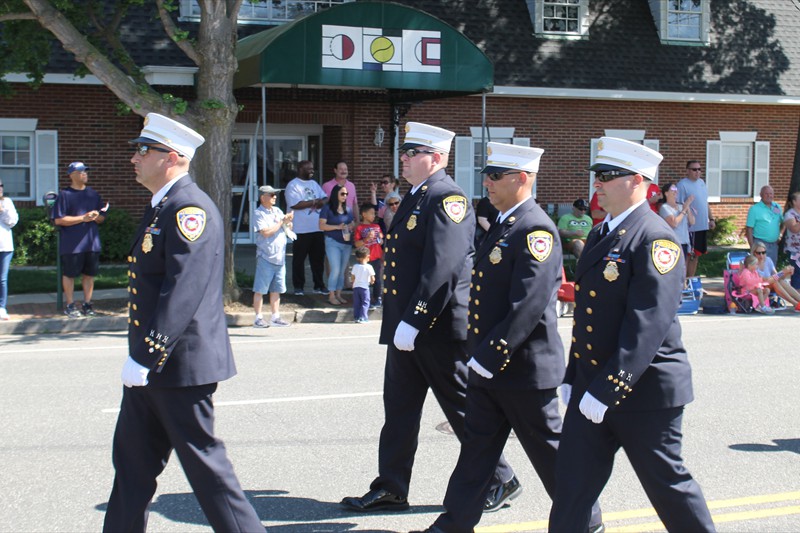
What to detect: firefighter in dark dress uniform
<box><xmin>549</xmin><ymin>137</ymin><xmax>715</xmax><ymax>532</ymax></box>
<box><xmin>341</xmin><ymin>123</ymin><xmax>517</xmax><ymax>514</ymax></box>
<box><xmin>417</xmin><ymin>143</ymin><xmax>602</xmax><ymax>533</ymax></box>
<box><xmin>103</xmin><ymin>113</ymin><xmax>264</xmax><ymax>533</ymax></box>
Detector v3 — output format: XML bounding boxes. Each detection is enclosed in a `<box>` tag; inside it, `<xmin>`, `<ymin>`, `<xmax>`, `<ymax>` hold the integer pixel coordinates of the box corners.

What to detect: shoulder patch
<box><xmin>442</xmin><ymin>195</ymin><xmax>467</xmax><ymax>223</ymax></box>
<box><xmin>176</xmin><ymin>207</ymin><xmax>207</xmax><ymax>242</ymax></box>
<box><xmin>652</xmin><ymin>239</ymin><xmax>681</xmax><ymax>274</ymax></box>
<box><xmin>527</xmin><ymin>231</ymin><xmax>553</xmax><ymax>262</ymax></box>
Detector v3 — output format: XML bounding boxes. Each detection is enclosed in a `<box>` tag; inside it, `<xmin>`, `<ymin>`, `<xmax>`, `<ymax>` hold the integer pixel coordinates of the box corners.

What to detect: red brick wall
<box><xmin>8</xmin><ymin>83</ymin><xmax>800</xmax><ymax>231</ymax></box>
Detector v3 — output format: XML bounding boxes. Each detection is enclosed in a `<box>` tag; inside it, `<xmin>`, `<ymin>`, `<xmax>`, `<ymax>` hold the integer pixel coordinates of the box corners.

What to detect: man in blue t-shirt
<box><xmin>53</xmin><ymin>162</ymin><xmax>106</xmax><ymax>317</ymax></box>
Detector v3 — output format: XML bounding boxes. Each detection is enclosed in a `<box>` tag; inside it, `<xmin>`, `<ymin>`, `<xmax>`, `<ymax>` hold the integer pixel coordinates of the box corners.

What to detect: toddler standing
<box><xmin>350</xmin><ymin>246</ymin><xmax>376</xmax><ymax>323</ymax></box>
<box><xmin>739</xmin><ymin>254</ymin><xmax>774</xmax><ymax>314</ymax></box>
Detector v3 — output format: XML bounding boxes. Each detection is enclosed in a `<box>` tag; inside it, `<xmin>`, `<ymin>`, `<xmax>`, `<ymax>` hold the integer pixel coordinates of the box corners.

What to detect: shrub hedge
<box><xmin>11</xmin><ymin>207</ymin><xmax>136</xmax><ymax>266</ymax></box>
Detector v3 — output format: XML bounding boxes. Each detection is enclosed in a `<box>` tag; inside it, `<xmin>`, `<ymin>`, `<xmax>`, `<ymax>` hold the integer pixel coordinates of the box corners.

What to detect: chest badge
<box><xmin>142</xmin><ymin>233</ymin><xmax>153</xmax><ymax>254</ymax></box>
<box><xmin>407</xmin><ymin>214</ymin><xmax>417</xmax><ymax>231</ymax></box>
<box><xmin>604</xmin><ymin>261</ymin><xmax>620</xmax><ymax>282</ymax></box>
<box><xmin>489</xmin><ymin>246</ymin><xmax>502</xmax><ymax>264</ymax></box>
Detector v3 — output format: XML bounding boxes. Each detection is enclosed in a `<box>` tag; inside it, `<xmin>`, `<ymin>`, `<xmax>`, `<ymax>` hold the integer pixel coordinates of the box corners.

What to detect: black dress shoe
<box><xmin>483</xmin><ymin>475</ymin><xmax>522</xmax><ymax>512</ymax></box>
<box><xmin>340</xmin><ymin>488</ymin><xmax>409</xmax><ymax>512</ymax></box>
<box><xmin>409</xmin><ymin>527</ymin><xmax>445</xmax><ymax>533</ymax></box>
<box><xmin>588</xmin><ymin>523</ymin><xmax>605</xmax><ymax>533</ymax></box>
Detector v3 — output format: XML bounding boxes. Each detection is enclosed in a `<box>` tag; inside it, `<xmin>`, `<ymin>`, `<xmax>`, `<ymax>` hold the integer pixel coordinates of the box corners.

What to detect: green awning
<box><xmin>234</xmin><ymin>1</ymin><xmax>494</xmax><ymax>93</ymax></box>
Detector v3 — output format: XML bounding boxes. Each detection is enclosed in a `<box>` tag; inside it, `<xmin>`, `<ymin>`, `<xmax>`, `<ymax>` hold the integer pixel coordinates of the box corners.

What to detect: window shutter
<box><xmin>753</xmin><ymin>141</ymin><xmax>770</xmax><ymax>201</ymax></box>
<box><xmin>643</xmin><ymin>139</ymin><xmax>660</xmax><ymax>183</ymax></box>
<box><xmin>454</xmin><ymin>136</ymin><xmax>475</xmax><ymax>198</ymax></box>
<box><xmin>35</xmin><ymin>130</ymin><xmax>58</xmax><ymax>206</ymax></box>
<box><xmin>588</xmin><ymin>138</ymin><xmax>600</xmax><ymax>197</ymax></box>
<box><xmin>706</xmin><ymin>140</ymin><xmax>721</xmax><ymax>202</ymax></box>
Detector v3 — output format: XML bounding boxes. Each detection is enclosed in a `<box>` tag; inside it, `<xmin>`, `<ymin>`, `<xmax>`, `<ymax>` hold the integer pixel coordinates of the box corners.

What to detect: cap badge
<box><xmin>652</xmin><ymin>239</ymin><xmax>680</xmax><ymax>274</ymax></box>
<box><xmin>527</xmin><ymin>231</ymin><xmax>553</xmax><ymax>262</ymax></box>
<box><xmin>489</xmin><ymin>246</ymin><xmax>502</xmax><ymax>265</ymax></box>
<box><xmin>604</xmin><ymin>261</ymin><xmax>620</xmax><ymax>282</ymax></box>
<box><xmin>177</xmin><ymin>207</ymin><xmax>207</xmax><ymax>241</ymax></box>
<box><xmin>443</xmin><ymin>195</ymin><xmax>467</xmax><ymax>224</ymax></box>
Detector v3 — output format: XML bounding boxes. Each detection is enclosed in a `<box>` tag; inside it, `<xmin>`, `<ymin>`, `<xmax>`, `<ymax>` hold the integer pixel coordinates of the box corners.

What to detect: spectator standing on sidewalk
<box><xmin>285</xmin><ymin>160</ymin><xmax>328</xmax><ymax>296</ymax></box>
<box><xmin>0</xmin><ymin>180</ymin><xmax>19</xmax><ymax>321</ymax></box>
<box><xmin>252</xmin><ymin>185</ymin><xmax>294</xmax><ymax>328</ymax></box>
<box><xmin>677</xmin><ymin>160</ymin><xmax>714</xmax><ymax>278</ymax></box>
<box><xmin>323</xmin><ymin>161</ymin><xmax>360</xmax><ymax>223</ymax></box>
<box><xmin>355</xmin><ymin>203</ymin><xmax>384</xmax><ymax>308</ymax></box>
<box><xmin>350</xmin><ymin>246</ymin><xmax>375</xmax><ymax>323</ymax></box>
<box><xmin>745</xmin><ymin>185</ymin><xmax>782</xmax><ymax>267</ymax></box>
<box><xmin>53</xmin><ymin>162</ymin><xmax>106</xmax><ymax>318</ymax></box>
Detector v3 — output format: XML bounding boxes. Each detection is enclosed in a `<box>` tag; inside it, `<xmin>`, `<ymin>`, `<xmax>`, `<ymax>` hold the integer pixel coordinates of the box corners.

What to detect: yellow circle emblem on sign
<box><xmin>370</xmin><ymin>36</ymin><xmax>395</xmax><ymax>63</ymax></box>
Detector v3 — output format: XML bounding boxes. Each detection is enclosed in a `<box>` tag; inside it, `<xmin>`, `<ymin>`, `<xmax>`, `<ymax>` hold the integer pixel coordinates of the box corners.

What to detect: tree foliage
<box><xmin>1</xmin><ymin>0</ymin><xmax>245</xmax><ymax>301</ymax></box>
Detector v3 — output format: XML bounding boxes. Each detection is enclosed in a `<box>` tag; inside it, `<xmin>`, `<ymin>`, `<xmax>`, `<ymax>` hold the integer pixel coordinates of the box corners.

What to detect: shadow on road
<box><xmin>729</xmin><ymin>438</ymin><xmax>800</xmax><ymax>455</ymax></box>
<box><xmin>96</xmin><ymin>488</ymin><xmax>440</xmax><ymax>530</ymax></box>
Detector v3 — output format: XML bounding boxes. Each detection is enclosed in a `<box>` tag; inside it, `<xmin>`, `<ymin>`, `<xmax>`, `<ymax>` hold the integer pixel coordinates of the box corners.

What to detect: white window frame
<box><xmin>0</xmin><ymin>119</ymin><xmax>58</xmax><ymax>205</ymax></box>
<box><xmin>178</xmin><ymin>0</ymin><xmax>353</xmax><ymax>25</ymax></box>
<box><xmin>528</xmin><ymin>0</ymin><xmax>590</xmax><ymax>39</ymax></box>
<box><xmin>706</xmin><ymin>132</ymin><xmax>769</xmax><ymax>202</ymax></box>
<box><xmin>648</xmin><ymin>0</ymin><xmax>710</xmax><ymax>45</ymax></box>
<box><xmin>455</xmin><ymin>128</ymin><xmax>533</xmax><ymax>200</ymax></box>
<box><xmin>589</xmin><ymin>131</ymin><xmax>659</xmax><ymax>198</ymax></box>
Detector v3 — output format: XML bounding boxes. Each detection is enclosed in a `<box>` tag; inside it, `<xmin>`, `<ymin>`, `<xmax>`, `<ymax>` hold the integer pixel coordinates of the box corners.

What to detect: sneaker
<box><xmin>253</xmin><ymin>317</ymin><xmax>269</xmax><ymax>328</ymax></box>
<box><xmin>293</xmin><ymin>290</ymin><xmax>305</xmax><ymax>296</ymax></box>
<box><xmin>314</xmin><ymin>287</ymin><xmax>328</xmax><ymax>295</ymax></box>
<box><xmin>0</xmin><ymin>308</ymin><xmax>8</xmax><ymax>321</ymax></box>
<box><xmin>758</xmin><ymin>305</ymin><xmax>774</xmax><ymax>314</ymax></box>
<box><xmin>82</xmin><ymin>302</ymin><xmax>96</xmax><ymax>317</ymax></box>
<box><xmin>64</xmin><ymin>303</ymin><xmax>82</xmax><ymax>318</ymax></box>
<box><xmin>269</xmin><ymin>317</ymin><xmax>290</xmax><ymax>327</ymax></box>
<box><xmin>794</xmin><ymin>303</ymin><xmax>800</xmax><ymax>313</ymax></box>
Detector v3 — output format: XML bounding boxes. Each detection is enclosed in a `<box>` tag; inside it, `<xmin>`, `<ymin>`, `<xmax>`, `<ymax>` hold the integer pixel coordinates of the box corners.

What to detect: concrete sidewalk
<box><xmin>1</xmin><ymin>243</ymin><xmax>727</xmax><ymax>335</ymax></box>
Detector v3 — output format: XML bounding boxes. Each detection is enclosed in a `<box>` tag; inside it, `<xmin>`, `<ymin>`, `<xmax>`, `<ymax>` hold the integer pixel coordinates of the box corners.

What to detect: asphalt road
<box><xmin>2</xmin><ymin>313</ymin><xmax>799</xmax><ymax>533</ymax></box>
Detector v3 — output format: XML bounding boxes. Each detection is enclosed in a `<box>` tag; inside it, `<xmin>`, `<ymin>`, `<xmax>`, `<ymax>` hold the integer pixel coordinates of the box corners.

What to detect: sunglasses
<box><xmin>135</xmin><ymin>144</ymin><xmax>181</xmax><ymax>157</ymax></box>
<box><xmin>399</xmin><ymin>148</ymin><xmax>436</xmax><ymax>158</ymax></box>
<box><xmin>669</xmin><ymin>186</ymin><xmax>678</xmax><ymax>191</ymax></box>
<box><xmin>387</xmin><ymin>201</ymin><xmax>400</xmax><ymax>207</ymax></box>
<box><xmin>754</xmin><ymin>251</ymin><xmax>766</xmax><ymax>255</ymax></box>
<box><xmin>487</xmin><ymin>171</ymin><xmax>521</xmax><ymax>182</ymax></box>
<box><xmin>595</xmin><ymin>170</ymin><xmax>634</xmax><ymax>182</ymax></box>
<box><xmin>339</xmin><ymin>192</ymin><xmax>348</xmax><ymax>196</ymax></box>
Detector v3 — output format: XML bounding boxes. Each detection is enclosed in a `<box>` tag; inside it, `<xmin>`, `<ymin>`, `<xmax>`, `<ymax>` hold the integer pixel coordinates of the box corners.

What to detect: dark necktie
<box><xmin>599</xmin><ymin>222</ymin><xmax>610</xmax><ymax>238</ymax></box>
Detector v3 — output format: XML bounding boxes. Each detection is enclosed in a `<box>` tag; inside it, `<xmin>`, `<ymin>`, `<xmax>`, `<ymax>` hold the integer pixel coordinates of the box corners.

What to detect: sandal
<box><xmin>328</xmin><ymin>297</ymin><xmax>341</xmax><ymax>306</ymax></box>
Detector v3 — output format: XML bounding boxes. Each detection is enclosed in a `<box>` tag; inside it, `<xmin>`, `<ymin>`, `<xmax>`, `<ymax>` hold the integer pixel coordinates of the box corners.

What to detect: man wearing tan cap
<box><xmin>104</xmin><ymin>113</ymin><xmax>264</xmax><ymax>532</ymax></box>
<box><xmin>549</xmin><ymin>137</ymin><xmax>714</xmax><ymax>532</ymax></box>
<box><xmin>341</xmin><ymin>123</ymin><xmax>516</xmax><ymax>514</ymax></box>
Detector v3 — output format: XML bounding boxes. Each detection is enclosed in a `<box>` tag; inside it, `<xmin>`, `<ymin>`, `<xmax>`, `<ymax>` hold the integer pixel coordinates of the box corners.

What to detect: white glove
<box><xmin>393</xmin><ymin>321</ymin><xmax>419</xmax><ymax>351</ymax></box>
<box><xmin>579</xmin><ymin>391</ymin><xmax>608</xmax><ymax>424</ymax></box>
<box><xmin>121</xmin><ymin>356</ymin><xmax>150</xmax><ymax>388</ymax></box>
<box><xmin>467</xmin><ymin>357</ymin><xmax>493</xmax><ymax>379</ymax></box>
<box><xmin>559</xmin><ymin>383</ymin><xmax>572</xmax><ymax>407</ymax></box>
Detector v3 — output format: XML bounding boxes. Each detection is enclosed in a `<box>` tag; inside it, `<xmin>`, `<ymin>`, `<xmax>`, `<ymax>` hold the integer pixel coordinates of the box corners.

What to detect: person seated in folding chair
<box><xmin>738</xmin><ymin>255</ymin><xmax>774</xmax><ymax>314</ymax></box>
<box><xmin>752</xmin><ymin>240</ymin><xmax>800</xmax><ymax>312</ymax></box>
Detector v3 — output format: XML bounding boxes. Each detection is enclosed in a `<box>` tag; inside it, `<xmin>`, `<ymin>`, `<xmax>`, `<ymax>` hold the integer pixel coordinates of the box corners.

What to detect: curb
<box><xmin>0</xmin><ymin>308</ymin><xmax>383</xmax><ymax>336</ymax></box>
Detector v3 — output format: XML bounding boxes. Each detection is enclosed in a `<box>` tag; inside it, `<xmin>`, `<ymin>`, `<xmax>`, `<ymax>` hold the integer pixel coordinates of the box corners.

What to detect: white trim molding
<box><xmin>489</xmin><ymin>86</ymin><xmax>800</xmax><ymax>106</ymax></box>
